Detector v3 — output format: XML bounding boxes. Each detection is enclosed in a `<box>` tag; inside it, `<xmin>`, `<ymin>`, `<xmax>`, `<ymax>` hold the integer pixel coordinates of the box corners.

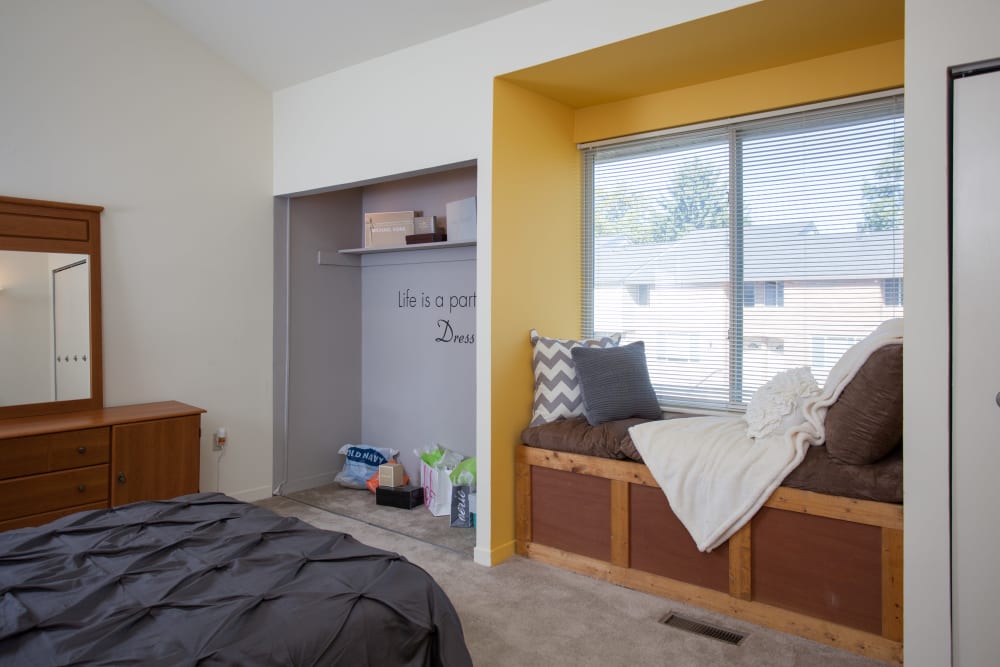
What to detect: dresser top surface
<box><xmin>0</xmin><ymin>402</ymin><xmax>205</xmax><ymax>440</ymax></box>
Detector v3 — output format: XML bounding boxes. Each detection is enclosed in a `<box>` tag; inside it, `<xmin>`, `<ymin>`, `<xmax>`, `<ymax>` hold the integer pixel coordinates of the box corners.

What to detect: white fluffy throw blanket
<box><xmin>629</xmin><ymin>318</ymin><xmax>903</xmax><ymax>552</ymax></box>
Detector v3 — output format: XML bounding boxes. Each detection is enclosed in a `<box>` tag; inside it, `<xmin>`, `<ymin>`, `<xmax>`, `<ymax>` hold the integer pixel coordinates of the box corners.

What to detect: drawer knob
<box><xmin>77</xmin><ymin>484</ymin><xmax>86</xmax><ymax>493</ymax></box>
<box><xmin>77</xmin><ymin>446</ymin><xmax>87</xmax><ymax>454</ymax></box>
<box><xmin>117</xmin><ymin>472</ymin><xmax>127</xmax><ymax>485</ymax></box>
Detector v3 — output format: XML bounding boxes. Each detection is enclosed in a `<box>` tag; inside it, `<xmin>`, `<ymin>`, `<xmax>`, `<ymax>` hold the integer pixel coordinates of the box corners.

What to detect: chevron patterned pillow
<box><xmin>529</xmin><ymin>328</ymin><xmax>621</xmax><ymax>426</ymax></box>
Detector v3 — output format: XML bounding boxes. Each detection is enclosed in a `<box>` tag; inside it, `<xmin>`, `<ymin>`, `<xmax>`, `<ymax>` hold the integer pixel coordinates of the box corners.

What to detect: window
<box><xmin>745</xmin><ymin>281</ymin><xmax>784</xmax><ymax>307</ymax></box>
<box><xmin>627</xmin><ymin>283</ymin><xmax>651</xmax><ymax>306</ymax></box>
<box><xmin>661</xmin><ymin>331</ymin><xmax>700</xmax><ymax>363</ymax></box>
<box><xmin>583</xmin><ymin>94</ymin><xmax>904</xmax><ymax>410</ymax></box>
<box><xmin>882</xmin><ymin>277</ymin><xmax>903</xmax><ymax>307</ymax></box>
<box><xmin>811</xmin><ymin>335</ymin><xmax>862</xmax><ymax>379</ymax></box>
<box><xmin>762</xmin><ymin>281</ymin><xmax>784</xmax><ymax>307</ymax></box>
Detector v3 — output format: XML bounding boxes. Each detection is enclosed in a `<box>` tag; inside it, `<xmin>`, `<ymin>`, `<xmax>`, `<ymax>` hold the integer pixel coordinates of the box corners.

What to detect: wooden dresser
<box><xmin>0</xmin><ymin>401</ymin><xmax>205</xmax><ymax>531</ymax></box>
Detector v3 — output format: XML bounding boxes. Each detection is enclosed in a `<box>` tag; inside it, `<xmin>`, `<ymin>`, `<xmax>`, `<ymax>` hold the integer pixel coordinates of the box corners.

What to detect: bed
<box><xmin>0</xmin><ymin>492</ymin><xmax>473</xmax><ymax>666</ymax></box>
<box><xmin>519</xmin><ymin>324</ymin><xmax>904</xmax><ymax>663</ymax></box>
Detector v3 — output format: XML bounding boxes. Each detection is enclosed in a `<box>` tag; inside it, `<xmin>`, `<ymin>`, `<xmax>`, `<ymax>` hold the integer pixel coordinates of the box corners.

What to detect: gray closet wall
<box><xmin>276</xmin><ymin>190</ymin><xmax>363</xmax><ymax>493</ymax></box>
<box><xmin>361</xmin><ymin>246</ymin><xmax>476</xmax><ymax>479</ymax></box>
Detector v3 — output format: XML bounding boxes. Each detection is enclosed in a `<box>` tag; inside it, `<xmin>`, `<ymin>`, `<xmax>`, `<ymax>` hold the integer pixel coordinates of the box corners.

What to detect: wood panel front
<box><xmin>629</xmin><ymin>484</ymin><xmax>729</xmax><ymax>592</ymax></box>
<box><xmin>0</xmin><ymin>212</ymin><xmax>91</xmax><ymax>241</ymax></box>
<box><xmin>0</xmin><ymin>428</ymin><xmax>109</xmax><ymax>480</ymax></box>
<box><xmin>0</xmin><ymin>501</ymin><xmax>108</xmax><ymax>531</ymax></box>
<box><xmin>530</xmin><ymin>466</ymin><xmax>611</xmax><ymax>561</ymax></box>
<box><xmin>111</xmin><ymin>415</ymin><xmax>200</xmax><ymax>505</ymax></box>
<box><xmin>0</xmin><ymin>465</ymin><xmax>108</xmax><ymax>520</ymax></box>
<box><xmin>752</xmin><ymin>507</ymin><xmax>882</xmax><ymax>634</ymax></box>
<box><xmin>48</xmin><ymin>429</ymin><xmax>110</xmax><ymax>470</ymax></box>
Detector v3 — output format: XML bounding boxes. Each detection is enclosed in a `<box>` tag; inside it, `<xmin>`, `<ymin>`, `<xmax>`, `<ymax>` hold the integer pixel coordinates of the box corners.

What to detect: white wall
<box><xmin>273</xmin><ymin>0</ymin><xmax>753</xmax><ymax>567</ymax></box>
<box><xmin>905</xmin><ymin>1</ymin><xmax>1000</xmax><ymax>664</ymax></box>
<box><xmin>273</xmin><ymin>0</ymin><xmax>748</xmax><ymax>196</ymax></box>
<box><xmin>0</xmin><ymin>0</ymin><xmax>274</xmax><ymax>500</ymax></box>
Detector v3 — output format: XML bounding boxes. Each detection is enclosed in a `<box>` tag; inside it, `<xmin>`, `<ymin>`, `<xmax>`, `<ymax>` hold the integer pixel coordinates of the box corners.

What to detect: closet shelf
<box><xmin>339</xmin><ymin>240</ymin><xmax>476</xmax><ymax>255</ymax></box>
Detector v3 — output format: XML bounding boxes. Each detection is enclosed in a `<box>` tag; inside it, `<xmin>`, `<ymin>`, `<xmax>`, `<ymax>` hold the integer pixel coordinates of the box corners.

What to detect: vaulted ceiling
<box><xmin>143</xmin><ymin>0</ymin><xmax>548</xmax><ymax>91</ymax></box>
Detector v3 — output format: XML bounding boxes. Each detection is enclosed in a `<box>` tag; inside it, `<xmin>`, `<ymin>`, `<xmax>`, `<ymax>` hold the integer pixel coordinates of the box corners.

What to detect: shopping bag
<box><xmin>450</xmin><ymin>485</ymin><xmax>472</xmax><ymax>527</ymax></box>
<box><xmin>420</xmin><ymin>460</ymin><xmax>454</xmax><ymax>517</ymax></box>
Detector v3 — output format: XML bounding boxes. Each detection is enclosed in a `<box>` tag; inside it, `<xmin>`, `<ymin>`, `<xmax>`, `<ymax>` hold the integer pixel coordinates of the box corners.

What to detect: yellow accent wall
<box><xmin>489</xmin><ymin>35</ymin><xmax>903</xmax><ymax>566</ymax></box>
<box><xmin>575</xmin><ymin>40</ymin><xmax>904</xmax><ymax>144</ymax></box>
<box><xmin>490</xmin><ymin>79</ymin><xmax>579</xmax><ymax>562</ymax></box>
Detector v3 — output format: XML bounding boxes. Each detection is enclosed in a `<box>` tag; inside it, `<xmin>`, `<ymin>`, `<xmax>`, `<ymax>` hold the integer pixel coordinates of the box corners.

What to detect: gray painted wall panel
<box><xmin>362</xmin><ymin>246</ymin><xmax>476</xmax><ymax>480</ymax></box>
<box><xmin>284</xmin><ymin>191</ymin><xmax>363</xmax><ymax>492</ymax></box>
<box><xmin>273</xmin><ymin>197</ymin><xmax>290</xmax><ymax>492</ymax></box>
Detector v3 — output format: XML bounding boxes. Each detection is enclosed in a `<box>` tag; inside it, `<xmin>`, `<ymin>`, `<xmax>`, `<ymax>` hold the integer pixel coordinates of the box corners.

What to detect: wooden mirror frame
<box><xmin>0</xmin><ymin>195</ymin><xmax>103</xmax><ymax>419</ymax></box>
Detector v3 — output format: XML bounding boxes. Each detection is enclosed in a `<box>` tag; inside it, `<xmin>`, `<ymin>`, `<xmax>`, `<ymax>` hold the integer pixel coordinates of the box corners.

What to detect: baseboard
<box><xmin>276</xmin><ymin>471</ymin><xmax>338</xmax><ymax>495</ymax></box>
<box><xmin>474</xmin><ymin>538</ymin><xmax>516</xmax><ymax>566</ymax></box>
<box><xmin>229</xmin><ymin>485</ymin><xmax>276</xmax><ymax>502</ymax></box>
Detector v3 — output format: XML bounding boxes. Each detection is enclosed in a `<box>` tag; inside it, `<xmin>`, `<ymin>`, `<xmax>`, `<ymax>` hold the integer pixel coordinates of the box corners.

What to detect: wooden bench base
<box><xmin>516</xmin><ymin>446</ymin><xmax>903</xmax><ymax>664</ymax></box>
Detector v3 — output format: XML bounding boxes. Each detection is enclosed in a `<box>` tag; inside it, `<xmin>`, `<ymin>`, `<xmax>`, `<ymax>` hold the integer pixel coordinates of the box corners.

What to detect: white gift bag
<box><xmin>420</xmin><ymin>460</ymin><xmax>454</xmax><ymax>517</ymax></box>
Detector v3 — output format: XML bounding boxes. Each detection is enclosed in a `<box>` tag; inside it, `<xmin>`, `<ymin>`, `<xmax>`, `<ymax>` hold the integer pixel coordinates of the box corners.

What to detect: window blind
<box><xmin>582</xmin><ymin>94</ymin><xmax>904</xmax><ymax>411</ymax></box>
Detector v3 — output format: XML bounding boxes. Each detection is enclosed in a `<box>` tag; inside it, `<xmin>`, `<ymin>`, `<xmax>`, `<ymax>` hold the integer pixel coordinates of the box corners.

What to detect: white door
<box><xmin>951</xmin><ymin>64</ymin><xmax>1000</xmax><ymax>667</ymax></box>
<box><xmin>53</xmin><ymin>259</ymin><xmax>90</xmax><ymax>401</ymax></box>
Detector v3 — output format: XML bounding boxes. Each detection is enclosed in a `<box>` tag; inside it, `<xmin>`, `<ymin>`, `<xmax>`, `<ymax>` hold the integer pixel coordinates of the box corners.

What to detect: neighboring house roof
<box><xmin>595</xmin><ymin>222</ymin><xmax>903</xmax><ymax>286</ymax></box>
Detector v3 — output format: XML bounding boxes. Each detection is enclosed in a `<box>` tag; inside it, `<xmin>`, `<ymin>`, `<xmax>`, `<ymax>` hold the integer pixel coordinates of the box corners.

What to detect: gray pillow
<box><xmin>571</xmin><ymin>342</ymin><xmax>662</xmax><ymax>426</ymax></box>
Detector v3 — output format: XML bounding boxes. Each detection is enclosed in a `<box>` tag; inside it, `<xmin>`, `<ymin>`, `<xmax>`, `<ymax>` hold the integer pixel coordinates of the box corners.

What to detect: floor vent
<box><xmin>659</xmin><ymin>612</ymin><xmax>745</xmax><ymax>645</ymax></box>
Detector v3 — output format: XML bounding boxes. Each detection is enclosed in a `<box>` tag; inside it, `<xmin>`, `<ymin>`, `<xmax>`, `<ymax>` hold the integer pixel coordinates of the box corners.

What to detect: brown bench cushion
<box><xmin>522</xmin><ymin>413</ymin><xmax>903</xmax><ymax>504</ymax></box>
<box><xmin>522</xmin><ymin>416</ymin><xmax>649</xmax><ymax>461</ymax></box>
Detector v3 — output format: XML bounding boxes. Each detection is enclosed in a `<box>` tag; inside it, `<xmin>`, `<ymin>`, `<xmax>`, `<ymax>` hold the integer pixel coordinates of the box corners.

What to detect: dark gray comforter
<box><xmin>0</xmin><ymin>493</ymin><xmax>473</xmax><ymax>666</ymax></box>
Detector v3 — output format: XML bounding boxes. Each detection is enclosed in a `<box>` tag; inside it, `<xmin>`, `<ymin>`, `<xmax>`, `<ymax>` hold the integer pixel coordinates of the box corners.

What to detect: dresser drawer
<box><xmin>0</xmin><ymin>428</ymin><xmax>110</xmax><ymax>480</ymax></box>
<box><xmin>0</xmin><ymin>501</ymin><xmax>108</xmax><ymax>532</ymax></box>
<box><xmin>0</xmin><ymin>465</ymin><xmax>108</xmax><ymax>521</ymax></box>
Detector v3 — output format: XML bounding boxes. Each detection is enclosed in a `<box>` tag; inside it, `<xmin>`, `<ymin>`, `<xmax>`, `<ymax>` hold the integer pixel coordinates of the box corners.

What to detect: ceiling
<box><xmin>143</xmin><ymin>0</ymin><xmax>548</xmax><ymax>91</ymax></box>
<box><xmin>144</xmin><ymin>0</ymin><xmax>905</xmax><ymax>103</ymax></box>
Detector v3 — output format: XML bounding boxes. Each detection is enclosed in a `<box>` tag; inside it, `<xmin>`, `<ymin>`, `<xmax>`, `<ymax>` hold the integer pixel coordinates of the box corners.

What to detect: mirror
<box><xmin>0</xmin><ymin>196</ymin><xmax>103</xmax><ymax>419</ymax></box>
<box><xmin>0</xmin><ymin>251</ymin><xmax>91</xmax><ymax>406</ymax></box>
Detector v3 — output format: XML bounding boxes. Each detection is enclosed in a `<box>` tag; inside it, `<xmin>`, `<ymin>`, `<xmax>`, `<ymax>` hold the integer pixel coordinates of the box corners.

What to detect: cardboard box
<box><xmin>379</xmin><ymin>463</ymin><xmax>406</xmax><ymax>487</ymax></box>
<box><xmin>375</xmin><ymin>484</ymin><xmax>424</xmax><ymax>509</ymax></box>
<box><xmin>364</xmin><ymin>211</ymin><xmax>415</xmax><ymax>248</ymax></box>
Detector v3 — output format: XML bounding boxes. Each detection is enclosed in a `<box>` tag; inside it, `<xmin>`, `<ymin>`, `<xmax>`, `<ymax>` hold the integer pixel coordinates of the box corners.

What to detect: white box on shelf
<box><xmin>445</xmin><ymin>197</ymin><xmax>476</xmax><ymax>242</ymax></box>
<box><xmin>365</xmin><ymin>210</ymin><xmax>415</xmax><ymax>248</ymax></box>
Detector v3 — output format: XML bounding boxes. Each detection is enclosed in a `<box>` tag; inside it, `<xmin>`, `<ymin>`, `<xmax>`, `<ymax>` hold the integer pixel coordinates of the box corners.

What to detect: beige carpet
<box><xmin>257</xmin><ymin>495</ymin><xmax>891</xmax><ymax>667</ymax></box>
<box><xmin>284</xmin><ymin>483</ymin><xmax>476</xmax><ymax>556</ymax></box>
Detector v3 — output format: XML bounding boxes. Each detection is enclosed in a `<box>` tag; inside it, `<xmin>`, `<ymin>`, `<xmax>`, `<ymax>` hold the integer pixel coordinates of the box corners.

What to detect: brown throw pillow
<box><xmin>824</xmin><ymin>344</ymin><xmax>903</xmax><ymax>465</ymax></box>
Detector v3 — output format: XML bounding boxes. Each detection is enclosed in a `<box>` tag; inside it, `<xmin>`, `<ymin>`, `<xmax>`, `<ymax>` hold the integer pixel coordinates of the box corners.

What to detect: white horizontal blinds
<box><xmin>588</xmin><ymin>130</ymin><xmax>734</xmax><ymax>408</ymax></box>
<box><xmin>737</xmin><ymin>97</ymin><xmax>904</xmax><ymax>401</ymax></box>
<box><xmin>583</xmin><ymin>94</ymin><xmax>903</xmax><ymax>411</ymax></box>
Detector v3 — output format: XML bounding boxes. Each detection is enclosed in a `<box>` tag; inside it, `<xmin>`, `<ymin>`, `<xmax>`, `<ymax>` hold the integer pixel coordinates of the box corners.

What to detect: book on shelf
<box><xmin>405</xmin><ymin>233</ymin><xmax>447</xmax><ymax>245</ymax></box>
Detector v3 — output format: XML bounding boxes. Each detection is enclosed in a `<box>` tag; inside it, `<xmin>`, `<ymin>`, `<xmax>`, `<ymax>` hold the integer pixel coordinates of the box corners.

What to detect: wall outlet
<box><xmin>213</xmin><ymin>427</ymin><xmax>227</xmax><ymax>451</ymax></box>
